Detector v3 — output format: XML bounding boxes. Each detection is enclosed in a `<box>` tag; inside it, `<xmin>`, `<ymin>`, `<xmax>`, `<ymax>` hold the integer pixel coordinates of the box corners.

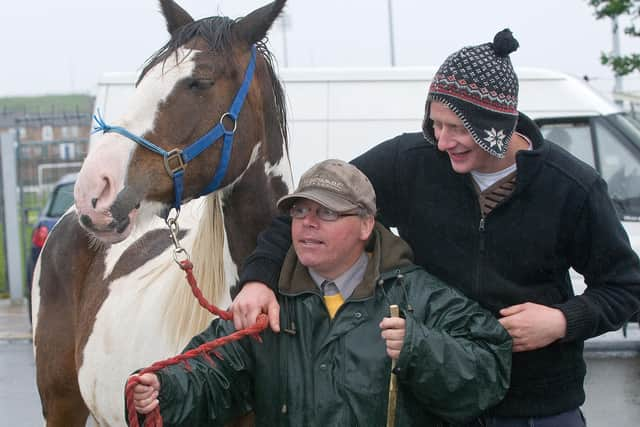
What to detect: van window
<box><xmin>541</xmin><ymin>124</ymin><xmax>595</xmax><ymax>166</ymax></box>
<box><xmin>594</xmin><ymin>119</ymin><xmax>640</xmax><ymax>218</ymax></box>
<box><xmin>539</xmin><ymin>116</ymin><xmax>640</xmax><ymax>220</ymax></box>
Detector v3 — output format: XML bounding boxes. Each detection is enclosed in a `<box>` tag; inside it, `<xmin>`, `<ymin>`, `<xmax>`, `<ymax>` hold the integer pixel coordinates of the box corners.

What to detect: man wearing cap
<box><xmin>130</xmin><ymin>159</ymin><xmax>511</xmax><ymax>426</ymax></box>
<box><xmin>232</xmin><ymin>30</ymin><xmax>640</xmax><ymax>426</ymax></box>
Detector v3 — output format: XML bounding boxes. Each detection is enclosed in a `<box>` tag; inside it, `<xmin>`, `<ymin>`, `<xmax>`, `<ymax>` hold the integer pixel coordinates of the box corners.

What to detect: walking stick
<box><xmin>386</xmin><ymin>304</ymin><xmax>400</xmax><ymax>427</ymax></box>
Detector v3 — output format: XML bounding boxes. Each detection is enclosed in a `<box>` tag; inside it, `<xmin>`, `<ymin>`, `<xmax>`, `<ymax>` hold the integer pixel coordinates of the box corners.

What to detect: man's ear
<box><xmin>360</xmin><ymin>216</ymin><xmax>375</xmax><ymax>241</ymax></box>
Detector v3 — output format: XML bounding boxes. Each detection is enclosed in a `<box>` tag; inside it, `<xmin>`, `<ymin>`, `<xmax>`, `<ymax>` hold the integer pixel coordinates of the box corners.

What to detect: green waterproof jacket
<box><xmin>147</xmin><ymin>224</ymin><xmax>511</xmax><ymax>426</ymax></box>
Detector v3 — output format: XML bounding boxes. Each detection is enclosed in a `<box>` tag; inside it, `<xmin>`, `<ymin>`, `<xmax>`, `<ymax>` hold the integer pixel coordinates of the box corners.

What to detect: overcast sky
<box><xmin>3</xmin><ymin>0</ymin><xmax>640</xmax><ymax>97</ymax></box>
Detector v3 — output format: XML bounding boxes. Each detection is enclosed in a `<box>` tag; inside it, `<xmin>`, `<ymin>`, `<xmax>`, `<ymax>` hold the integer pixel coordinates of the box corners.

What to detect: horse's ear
<box><xmin>159</xmin><ymin>0</ymin><xmax>194</xmax><ymax>35</ymax></box>
<box><xmin>233</xmin><ymin>0</ymin><xmax>286</xmax><ymax>45</ymax></box>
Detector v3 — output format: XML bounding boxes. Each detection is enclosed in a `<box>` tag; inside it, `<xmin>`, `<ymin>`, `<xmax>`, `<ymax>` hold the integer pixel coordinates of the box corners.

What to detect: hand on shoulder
<box><xmin>230</xmin><ymin>282</ymin><xmax>281</xmax><ymax>332</ymax></box>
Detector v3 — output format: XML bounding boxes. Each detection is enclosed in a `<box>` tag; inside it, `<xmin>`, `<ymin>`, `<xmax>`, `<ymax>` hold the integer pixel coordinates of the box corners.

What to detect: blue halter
<box><xmin>92</xmin><ymin>45</ymin><xmax>258</xmax><ymax>210</ymax></box>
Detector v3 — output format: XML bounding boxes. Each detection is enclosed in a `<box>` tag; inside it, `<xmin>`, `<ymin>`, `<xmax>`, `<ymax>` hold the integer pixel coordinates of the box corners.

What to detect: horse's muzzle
<box><xmin>80</xmin><ymin>214</ymin><xmax>130</xmax><ymax>234</ymax></box>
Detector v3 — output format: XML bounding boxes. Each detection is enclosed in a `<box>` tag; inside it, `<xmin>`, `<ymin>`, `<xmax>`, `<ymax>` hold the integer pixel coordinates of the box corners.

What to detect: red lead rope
<box><xmin>125</xmin><ymin>260</ymin><xmax>268</xmax><ymax>427</ymax></box>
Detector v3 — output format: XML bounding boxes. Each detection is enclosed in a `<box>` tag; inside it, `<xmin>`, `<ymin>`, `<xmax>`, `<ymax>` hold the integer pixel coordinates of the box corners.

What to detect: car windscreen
<box><xmin>47</xmin><ymin>182</ymin><xmax>75</xmax><ymax>217</ymax></box>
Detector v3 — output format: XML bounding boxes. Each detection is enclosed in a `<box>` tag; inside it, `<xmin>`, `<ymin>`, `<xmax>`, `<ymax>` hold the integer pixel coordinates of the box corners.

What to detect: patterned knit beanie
<box><xmin>423</xmin><ymin>29</ymin><xmax>520</xmax><ymax>158</ymax></box>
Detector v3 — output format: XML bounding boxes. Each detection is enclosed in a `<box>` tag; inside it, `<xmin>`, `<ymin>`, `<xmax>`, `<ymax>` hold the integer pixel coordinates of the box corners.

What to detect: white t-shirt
<box><xmin>470</xmin><ymin>132</ymin><xmax>531</xmax><ymax>192</ymax></box>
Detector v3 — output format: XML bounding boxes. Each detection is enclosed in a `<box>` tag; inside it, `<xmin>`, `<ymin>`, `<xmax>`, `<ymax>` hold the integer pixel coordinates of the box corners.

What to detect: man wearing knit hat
<box><xmin>232</xmin><ymin>30</ymin><xmax>640</xmax><ymax>426</ymax></box>
<box><xmin>130</xmin><ymin>159</ymin><xmax>511</xmax><ymax>426</ymax></box>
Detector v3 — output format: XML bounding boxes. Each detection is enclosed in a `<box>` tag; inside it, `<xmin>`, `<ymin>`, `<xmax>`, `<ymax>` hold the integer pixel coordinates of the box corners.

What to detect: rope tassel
<box><xmin>91</xmin><ymin>109</ymin><xmax>111</xmax><ymax>134</ymax></box>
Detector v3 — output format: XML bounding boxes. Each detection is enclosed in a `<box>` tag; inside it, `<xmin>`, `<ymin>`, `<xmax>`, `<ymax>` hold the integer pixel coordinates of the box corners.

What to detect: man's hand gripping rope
<box><xmin>125</xmin><ymin>259</ymin><xmax>269</xmax><ymax>427</ymax></box>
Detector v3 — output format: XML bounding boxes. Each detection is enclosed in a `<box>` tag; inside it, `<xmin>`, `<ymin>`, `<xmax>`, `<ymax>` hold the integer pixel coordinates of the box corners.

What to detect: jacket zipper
<box><xmin>474</xmin><ymin>216</ymin><xmax>486</xmax><ymax>297</ymax></box>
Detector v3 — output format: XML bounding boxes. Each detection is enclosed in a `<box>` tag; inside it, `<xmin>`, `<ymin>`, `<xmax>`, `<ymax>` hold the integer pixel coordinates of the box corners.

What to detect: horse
<box><xmin>31</xmin><ymin>0</ymin><xmax>292</xmax><ymax>425</ymax></box>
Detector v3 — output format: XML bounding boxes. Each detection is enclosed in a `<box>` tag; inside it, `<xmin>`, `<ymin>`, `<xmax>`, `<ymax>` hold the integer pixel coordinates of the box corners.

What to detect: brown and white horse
<box><xmin>31</xmin><ymin>1</ymin><xmax>291</xmax><ymax>425</ymax></box>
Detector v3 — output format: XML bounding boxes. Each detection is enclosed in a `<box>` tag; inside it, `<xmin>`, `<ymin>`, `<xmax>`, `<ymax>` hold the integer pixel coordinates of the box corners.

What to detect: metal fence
<box><xmin>17</xmin><ymin>137</ymin><xmax>88</xmax><ymax>281</ymax></box>
<box><xmin>0</xmin><ymin>113</ymin><xmax>90</xmax><ymax>297</ymax></box>
<box><xmin>18</xmin><ymin>139</ymin><xmax>87</xmax><ymax>213</ymax></box>
<box><xmin>0</xmin><ymin>137</ymin><xmax>6</xmax><ymax>296</ymax></box>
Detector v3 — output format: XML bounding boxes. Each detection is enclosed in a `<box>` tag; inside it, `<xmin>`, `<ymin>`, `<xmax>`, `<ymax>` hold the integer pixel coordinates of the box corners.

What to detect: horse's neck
<box><xmin>164</xmin><ymin>162</ymin><xmax>288</xmax><ymax>346</ymax></box>
<box><xmin>220</xmin><ymin>75</ymin><xmax>293</xmax><ymax>273</ymax></box>
<box><xmin>221</xmin><ymin>154</ymin><xmax>291</xmax><ymax>266</ymax></box>
<box><xmin>164</xmin><ymin>67</ymin><xmax>292</xmax><ymax>345</ymax></box>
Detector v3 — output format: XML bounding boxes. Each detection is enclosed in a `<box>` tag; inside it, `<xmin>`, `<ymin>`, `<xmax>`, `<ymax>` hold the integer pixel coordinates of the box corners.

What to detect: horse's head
<box><xmin>75</xmin><ymin>0</ymin><xmax>288</xmax><ymax>244</ymax></box>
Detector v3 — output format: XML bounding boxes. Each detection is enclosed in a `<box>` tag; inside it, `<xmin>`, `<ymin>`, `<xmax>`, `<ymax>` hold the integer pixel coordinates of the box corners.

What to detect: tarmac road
<box><xmin>0</xmin><ymin>340</ymin><xmax>42</xmax><ymax>427</ymax></box>
<box><xmin>582</xmin><ymin>353</ymin><xmax>640</xmax><ymax>425</ymax></box>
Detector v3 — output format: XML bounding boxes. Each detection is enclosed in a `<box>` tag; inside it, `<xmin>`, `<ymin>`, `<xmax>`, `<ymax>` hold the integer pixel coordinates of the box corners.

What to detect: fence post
<box><xmin>1</xmin><ymin>132</ymin><xmax>24</xmax><ymax>304</ymax></box>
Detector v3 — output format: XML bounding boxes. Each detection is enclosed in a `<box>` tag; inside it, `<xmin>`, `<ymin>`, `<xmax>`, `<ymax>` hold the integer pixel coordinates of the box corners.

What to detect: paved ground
<box><xmin>0</xmin><ymin>299</ymin><xmax>32</xmax><ymax>342</ymax></box>
<box><xmin>583</xmin><ymin>353</ymin><xmax>640</xmax><ymax>426</ymax></box>
<box><xmin>2</xmin><ymin>298</ymin><xmax>639</xmax><ymax>426</ymax></box>
<box><xmin>0</xmin><ymin>340</ymin><xmax>42</xmax><ymax>427</ymax></box>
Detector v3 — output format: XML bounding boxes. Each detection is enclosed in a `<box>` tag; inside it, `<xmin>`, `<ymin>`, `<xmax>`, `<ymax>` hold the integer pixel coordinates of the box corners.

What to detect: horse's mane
<box><xmin>138</xmin><ymin>16</ymin><xmax>288</xmax><ymax>148</ymax></box>
<box><xmin>165</xmin><ymin>194</ymin><xmax>228</xmax><ymax>346</ymax></box>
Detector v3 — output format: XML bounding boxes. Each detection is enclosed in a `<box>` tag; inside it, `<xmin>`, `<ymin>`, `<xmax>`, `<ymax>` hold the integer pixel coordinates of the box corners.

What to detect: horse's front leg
<box><xmin>33</xmin><ymin>214</ymin><xmax>94</xmax><ymax>427</ymax></box>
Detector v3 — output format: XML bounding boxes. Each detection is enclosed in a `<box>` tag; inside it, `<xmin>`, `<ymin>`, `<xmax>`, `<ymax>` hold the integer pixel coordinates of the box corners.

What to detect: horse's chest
<box><xmin>78</xmin><ymin>250</ymin><xmax>187</xmax><ymax>425</ymax></box>
<box><xmin>76</xmin><ymin>203</ymin><xmax>234</xmax><ymax>425</ymax></box>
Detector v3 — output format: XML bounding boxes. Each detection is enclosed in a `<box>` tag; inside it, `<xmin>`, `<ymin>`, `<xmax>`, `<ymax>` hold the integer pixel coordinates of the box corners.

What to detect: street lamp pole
<box><xmin>387</xmin><ymin>0</ymin><xmax>396</xmax><ymax>66</ymax></box>
<box><xmin>612</xmin><ymin>16</ymin><xmax>623</xmax><ymax>104</ymax></box>
<box><xmin>280</xmin><ymin>12</ymin><xmax>290</xmax><ymax>67</ymax></box>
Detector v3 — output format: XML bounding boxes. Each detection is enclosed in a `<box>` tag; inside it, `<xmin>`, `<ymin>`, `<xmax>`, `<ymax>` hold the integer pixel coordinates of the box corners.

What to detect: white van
<box><xmin>92</xmin><ymin>66</ymin><xmax>640</xmax><ymax>293</ymax></box>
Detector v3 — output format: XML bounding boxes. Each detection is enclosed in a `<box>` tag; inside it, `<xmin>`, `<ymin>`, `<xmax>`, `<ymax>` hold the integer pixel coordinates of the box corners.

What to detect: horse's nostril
<box><xmin>91</xmin><ymin>198</ymin><xmax>98</xmax><ymax>209</ymax></box>
<box><xmin>80</xmin><ymin>215</ymin><xmax>93</xmax><ymax>228</ymax></box>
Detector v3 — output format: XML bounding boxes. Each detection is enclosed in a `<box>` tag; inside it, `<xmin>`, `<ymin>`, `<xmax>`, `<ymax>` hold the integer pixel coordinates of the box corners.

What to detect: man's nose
<box><xmin>302</xmin><ymin>213</ymin><xmax>319</xmax><ymax>228</ymax></box>
<box><xmin>437</xmin><ymin>129</ymin><xmax>455</xmax><ymax>151</ymax></box>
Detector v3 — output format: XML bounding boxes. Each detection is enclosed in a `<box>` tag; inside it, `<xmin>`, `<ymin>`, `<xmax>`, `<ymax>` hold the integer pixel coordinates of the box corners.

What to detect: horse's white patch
<box><xmin>78</xmin><ymin>195</ymin><xmax>230</xmax><ymax>426</ymax></box>
<box><xmin>221</xmin><ymin>230</ymin><xmax>236</xmax><ymax>309</ymax></box>
<box><xmin>78</xmin><ymin>259</ymin><xmax>183</xmax><ymax>425</ymax></box>
<box><xmin>118</xmin><ymin>48</ymin><xmax>198</xmax><ymax>136</ymax></box>
<box><xmin>218</xmin><ymin>197</ymin><xmax>239</xmax><ymax>299</ymax></box>
<box><xmin>79</xmin><ymin>238</ymin><xmax>195</xmax><ymax>425</ymax></box>
<box><xmin>102</xmin><ymin>200</ymin><xmax>166</xmax><ymax>279</ymax></box>
<box><xmin>265</xmin><ymin>146</ymin><xmax>294</xmax><ymax>193</ymax></box>
<box><xmin>31</xmin><ymin>256</ymin><xmax>42</xmax><ymax>355</ymax></box>
<box><xmin>218</xmin><ymin>143</ymin><xmax>264</xmax><ymax>194</ymax></box>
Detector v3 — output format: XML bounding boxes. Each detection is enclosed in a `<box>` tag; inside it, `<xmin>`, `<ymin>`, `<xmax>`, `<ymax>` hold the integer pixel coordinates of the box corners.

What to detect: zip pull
<box><xmin>478</xmin><ymin>217</ymin><xmax>486</xmax><ymax>252</ymax></box>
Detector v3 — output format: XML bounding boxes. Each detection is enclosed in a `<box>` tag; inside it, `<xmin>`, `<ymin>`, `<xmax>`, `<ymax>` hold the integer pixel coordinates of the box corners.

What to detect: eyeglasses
<box><xmin>289</xmin><ymin>204</ymin><xmax>362</xmax><ymax>222</ymax></box>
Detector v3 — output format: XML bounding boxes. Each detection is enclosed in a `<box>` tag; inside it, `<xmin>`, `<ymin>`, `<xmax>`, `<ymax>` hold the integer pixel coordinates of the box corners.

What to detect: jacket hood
<box><xmin>278</xmin><ymin>222</ymin><xmax>414</xmax><ymax>299</ymax></box>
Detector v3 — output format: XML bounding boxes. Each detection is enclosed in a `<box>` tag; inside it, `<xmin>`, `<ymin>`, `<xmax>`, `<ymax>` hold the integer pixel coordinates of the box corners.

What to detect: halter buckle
<box><xmin>219</xmin><ymin>112</ymin><xmax>238</xmax><ymax>134</ymax></box>
<box><xmin>164</xmin><ymin>149</ymin><xmax>186</xmax><ymax>176</ymax></box>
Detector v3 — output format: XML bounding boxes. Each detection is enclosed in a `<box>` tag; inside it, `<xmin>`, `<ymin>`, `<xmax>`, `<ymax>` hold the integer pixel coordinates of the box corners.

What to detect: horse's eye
<box><xmin>188</xmin><ymin>78</ymin><xmax>214</xmax><ymax>91</ymax></box>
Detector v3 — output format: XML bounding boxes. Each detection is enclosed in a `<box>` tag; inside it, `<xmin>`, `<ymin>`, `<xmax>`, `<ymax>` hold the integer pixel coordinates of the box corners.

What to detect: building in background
<box><xmin>0</xmin><ymin>96</ymin><xmax>93</xmax><ymax>191</ymax></box>
<box><xmin>0</xmin><ymin>96</ymin><xmax>94</xmax><ymax>298</ymax></box>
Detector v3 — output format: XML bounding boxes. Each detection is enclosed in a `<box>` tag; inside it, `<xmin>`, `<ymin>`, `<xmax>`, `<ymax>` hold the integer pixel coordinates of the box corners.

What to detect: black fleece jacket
<box><xmin>239</xmin><ymin>113</ymin><xmax>640</xmax><ymax>417</ymax></box>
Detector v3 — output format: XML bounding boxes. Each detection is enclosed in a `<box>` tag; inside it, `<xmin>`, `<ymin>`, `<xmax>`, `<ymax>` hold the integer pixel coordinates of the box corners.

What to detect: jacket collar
<box><xmin>278</xmin><ymin>223</ymin><xmax>414</xmax><ymax>299</ymax></box>
<box><xmin>512</xmin><ymin>112</ymin><xmax>548</xmax><ymax>194</ymax></box>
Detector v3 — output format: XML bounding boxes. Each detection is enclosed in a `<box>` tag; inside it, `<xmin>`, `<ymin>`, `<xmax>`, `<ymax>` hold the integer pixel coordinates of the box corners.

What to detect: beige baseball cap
<box><xmin>277</xmin><ymin>159</ymin><xmax>376</xmax><ymax>215</ymax></box>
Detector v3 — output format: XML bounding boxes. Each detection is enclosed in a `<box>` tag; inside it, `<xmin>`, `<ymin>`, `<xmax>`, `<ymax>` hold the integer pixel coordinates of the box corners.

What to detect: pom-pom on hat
<box><xmin>423</xmin><ymin>29</ymin><xmax>520</xmax><ymax>158</ymax></box>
